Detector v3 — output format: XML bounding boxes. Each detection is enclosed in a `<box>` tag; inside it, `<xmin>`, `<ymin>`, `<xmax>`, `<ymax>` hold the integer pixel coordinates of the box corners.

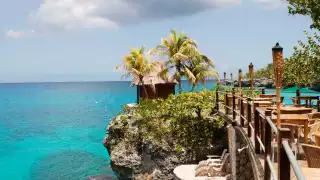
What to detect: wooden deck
<box><xmin>217</xmin><ymin>104</ymin><xmax>320</xmax><ymax>180</ymax></box>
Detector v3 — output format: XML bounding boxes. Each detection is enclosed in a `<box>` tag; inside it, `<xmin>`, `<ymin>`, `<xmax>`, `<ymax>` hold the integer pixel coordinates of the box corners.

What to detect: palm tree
<box><xmin>116</xmin><ymin>46</ymin><xmax>155</xmax><ymax>99</ymax></box>
<box><xmin>154</xmin><ymin>29</ymin><xmax>199</xmax><ymax>94</ymax></box>
<box><xmin>187</xmin><ymin>55</ymin><xmax>218</xmax><ymax>91</ymax></box>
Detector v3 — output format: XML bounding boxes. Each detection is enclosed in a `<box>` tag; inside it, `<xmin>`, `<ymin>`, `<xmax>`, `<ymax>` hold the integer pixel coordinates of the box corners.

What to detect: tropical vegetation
<box><xmin>113</xmin><ymin>89</ymin><xmax>225</xmax><ymax>161</ymax></box>
<box><xmin>248</xmin><ymin>30</ymin><xmax>320</xmax><ymax>89</ymax></box>
<box><xmin>283</xmin><ymin>31</ymin><xmax>320</xmax><ymax>87</ymax></box>
<box><xmin>116</xmin><ymin>30</ymin><xmax>218</xmax><ymax>95</ymax></box>
<box><xmin>116</xmin><ymin>46</ymin><xmax>156</xmax><ymax>99</ymax></box>
<box><xmin>288</xmin><ymin>0</ymin><xmax>320</xmax><ymax>30</ymax></box>
<box><xmin>243</xmin><ymin>63</ymin><xmax>274</xmax><ymax>80</ymax></box>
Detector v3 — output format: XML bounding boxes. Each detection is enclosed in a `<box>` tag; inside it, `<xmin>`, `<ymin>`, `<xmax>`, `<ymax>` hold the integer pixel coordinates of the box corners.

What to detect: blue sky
<box><xmin>0</xmin><ymin>0</ymin><xmax>312</xmax><ymax>82</ymax></box>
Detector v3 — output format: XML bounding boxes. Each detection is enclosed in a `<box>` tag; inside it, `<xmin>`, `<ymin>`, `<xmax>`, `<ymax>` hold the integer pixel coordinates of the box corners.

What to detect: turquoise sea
<box><xmin>0</xmin><ymin>81</ymin><xmax>319</xmax><ymax>180</ymax></box>
<box><xmin>0</xmin><ymin>81</ymin><xmax>216</xmax><ymax>180</ymax></box>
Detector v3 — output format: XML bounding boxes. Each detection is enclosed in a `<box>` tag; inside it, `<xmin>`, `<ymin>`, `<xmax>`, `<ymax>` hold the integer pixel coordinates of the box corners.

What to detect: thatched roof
<box><xmin>131</xmin><ymin>62</ymin><xmax>178</xmax><ymax>86</ymax></box>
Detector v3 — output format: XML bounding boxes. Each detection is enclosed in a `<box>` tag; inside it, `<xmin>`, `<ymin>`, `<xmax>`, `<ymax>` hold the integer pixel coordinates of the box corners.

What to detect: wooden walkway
<box><xmin>216</xmin><ymin>97</ymin><xmax>320</xmax><ymax>180</ymax></box>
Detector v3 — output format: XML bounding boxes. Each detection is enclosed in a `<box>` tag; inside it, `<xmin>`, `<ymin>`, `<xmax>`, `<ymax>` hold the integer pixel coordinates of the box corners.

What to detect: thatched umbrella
<box><xmin>131</xmin><ymin>62</ymin><xmax>177</xmax><ymax>102</ymax></box>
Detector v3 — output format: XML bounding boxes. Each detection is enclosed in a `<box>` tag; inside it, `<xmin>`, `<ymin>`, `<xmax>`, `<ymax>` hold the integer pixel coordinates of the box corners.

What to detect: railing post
<box><xmin>264</xmin><ymin>110</ymin><xmax>272</xmax><ymax>180</ymax></box>
<box><xmin>232</xmin><ymin>88</ymin><xmax>236</xmax><ymax>120</ymax></box>
<box><xmin>215</xmin><ymin>90</ymin><xmax>219</xmax><ymax>111</ymax></box>
<box><xmin>261</xmin><ymin>110</ymin><xmax>267</xmax><ymax>147</ymax></box>
<box><xmin>296</xmin><ymin>89</ymin><xmax>301</xmax><ymax>106</ymax></box>
<box><xmin>247</xmin><ymin>98</ymin><xmax>252</xmax><ymax>138</ymax></box>
<box><xmin>225</xmin><ymin>92</ymin><xmax>229</xmax><ymax>114</ymax></box>
<box><xmin>240</xmin><ymin>96</ymin><xmax>244</xmax><ymax>127</ymax></box>
<box><xmin>254</xmin><ymin>102</ymin><xmax>260</xmax><ymax>154</ymax></box>
<box><xmin>279</xmin><ymin>128</ymin><xmax>291</xmax><ymax>180</ymax></box>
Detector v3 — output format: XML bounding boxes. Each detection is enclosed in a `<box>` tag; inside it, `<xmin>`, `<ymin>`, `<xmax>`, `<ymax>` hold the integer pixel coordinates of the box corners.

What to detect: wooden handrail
<box><xmin>215</xmin><ymin>90</ymin><xmax>306</xmax><ymax>180</ymax></box>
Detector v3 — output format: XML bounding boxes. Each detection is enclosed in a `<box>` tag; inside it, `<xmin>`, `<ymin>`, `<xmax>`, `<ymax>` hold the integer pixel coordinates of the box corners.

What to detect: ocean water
<box><xmin>1</xmin><ymin>81</ymin><xmax>318</xmax><ymax>180</ymax></box>
<box><xmin>265</xmin><ymin>89</ymin><xmax>320</xmax><ymax>105</ymax></box>
<box><xmin>0</xmin><ymin>81</ymin><xmax>216</xmax><ymax>180</ymax></box>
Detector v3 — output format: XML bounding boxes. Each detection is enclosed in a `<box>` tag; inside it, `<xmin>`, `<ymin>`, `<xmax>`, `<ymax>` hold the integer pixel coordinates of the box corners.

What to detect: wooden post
<box><xmin>227</xmin><ymin>125</ymin><xmax>237</xmax><ymax>180</ymax></box>
<box><xmin>262</xmin><ymin>88</ymin><xmax>265</xmax><ymax>95</ymax></box>
<box><xmin>296</xmin><ymin>89</ymin><xmax>301</xmax><ymax>106</ymax></box>
<box><xmin>254</xmin><ymin>102</ymin><xmax>260</xmax><ymax>154</ymax></box>
<box><xmin>232</xmin><ymin>88</ymin><xmax>236</xmax><ymax>120</ymax></box>
<box><xmin>317</xmin><ymin>100</ymin><xmax>320</xmax><ymax>112</ymax></box>
<box><xmin>240</xmin><ymin>97</ymin><xmax>244</xmax><ymax>127</ymax></box>
<box><xmin>247</xmin><ymin>98</ymin><xmax>252</xmax><ymax>137</ymax></box>
<box><xmin>136</xmin><ymin>86</ymin><xmax>140</xmax><ymax>104</ymax></box>
<box><xmin>261</xmin><ymin>110</ymin><xmax>267</xmax><ymax>146</ymax></box>
<box><xmin>279</xmin><ymin>128</ymin><xmax>291</xmax><ymax>180</ymax></box>
<box><xmin>216</xmin><ymin>90</ymin><xmax>219</xmax><ymax>111</ymax></box>
<box><xmin>264</xmin><ymin>110</ymin><xmax>272</xmax><ymax>180</ymax></box>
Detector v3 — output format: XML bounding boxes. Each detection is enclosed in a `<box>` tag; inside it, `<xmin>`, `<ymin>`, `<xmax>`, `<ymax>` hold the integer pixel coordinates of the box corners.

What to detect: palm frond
<box><xmin>158</xmin><ymin>68</ymin><xmax>169</xmax><ymax>80</ymax></box>
<box><xmin>184</xmin><ymin>67</ymin><xmax>196</xmax><ymax>84</ymax></box>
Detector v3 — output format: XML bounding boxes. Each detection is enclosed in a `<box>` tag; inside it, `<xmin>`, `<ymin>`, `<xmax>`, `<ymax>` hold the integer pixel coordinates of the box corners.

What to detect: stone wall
<box><xmin>227</xmin><ymin>125</ymin><xmax>263</xmax><ymax>180</ymax></box>
<box><xmin>236</xmin><ymin>140</ymin><xmax>254</xmax><ymax>180</ymax></box>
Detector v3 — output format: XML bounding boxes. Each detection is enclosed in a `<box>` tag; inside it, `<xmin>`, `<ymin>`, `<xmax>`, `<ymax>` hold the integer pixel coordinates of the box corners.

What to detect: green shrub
<box><xmin>129</xmin><ymin>89</ymin><xmax>225</xmax><ymax>160</ymax></box>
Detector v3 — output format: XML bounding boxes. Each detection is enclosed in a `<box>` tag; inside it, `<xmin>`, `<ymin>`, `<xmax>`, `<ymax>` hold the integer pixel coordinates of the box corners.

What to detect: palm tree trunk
<box><xmin>178</xmin><ymin>80</ymin><xmax>182</xmax><ymax>94</ymax></box>
<box><xmin>141</xmin><ymin>80</ymin><xmax>149</xmax><ymax>99</ymax></box>
<box><xmin>191</xmin><ymin>84</ymin><xmax>195</xmax><ymax>92</ymax></box>
<box><xmin>177</xmin><ymin>64</ymin><xmax>183</xmax><ymax>94</ymax></box>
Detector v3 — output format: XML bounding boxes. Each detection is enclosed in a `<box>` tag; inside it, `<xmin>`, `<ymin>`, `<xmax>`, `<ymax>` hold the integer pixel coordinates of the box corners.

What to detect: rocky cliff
<box><xmin>103</xmin><ymin>112</ymin><xmax>227</xmax><ymax>180</ymax></box>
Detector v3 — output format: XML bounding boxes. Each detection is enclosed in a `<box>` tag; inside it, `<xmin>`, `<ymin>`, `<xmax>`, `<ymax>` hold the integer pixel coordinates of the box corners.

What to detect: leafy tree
<box><xmin>116</xmin><ymin>46</ymin><xmax>156</xmax><ymax>98</ymax></box>
<box><xmin>243</xmin><ymin>63</ymin><xmax>274</xmax><ymax>80</ymax></box>
<box><xmin>154</xmin><ymin>30</ymin><xmax>215</xmax><ymax>94</ymax></box>
<box><xmin>187</xmin><ymin>55</ymin><xmax>218</xmax><ymax>91</ymax></box>
<box><xmin>133</xmin><ymin>90</ymin><xmax>225</xmax><ymax>161</ymax></box>
<box><xmin>283</xmin><ymin>31</ymin><xmax>320</xmax><ymax>87</ymax></box>
<box><xmin>288</xmin><ymin>0</ymin><xmax>320</xmax><ymax>30</ymax></box>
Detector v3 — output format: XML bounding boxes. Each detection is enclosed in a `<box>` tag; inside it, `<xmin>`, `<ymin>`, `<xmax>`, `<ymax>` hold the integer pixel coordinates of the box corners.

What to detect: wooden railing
<box><xmin>215</xmin><ymin>88</ymin><xmax>306</xmax><ymax>180</ymax></box>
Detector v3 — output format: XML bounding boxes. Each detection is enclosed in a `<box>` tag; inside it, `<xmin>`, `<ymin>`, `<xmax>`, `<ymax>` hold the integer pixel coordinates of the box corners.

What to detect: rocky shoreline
<box><xmin>223</xmin><ymin>78</ymin><xmax>320</xmax><ymax>91</ymax></box>
<box><xmin>103</xmin><ymin>110</ymin><xmax>227</xmax><ymax>180</ymax></box>
<box><xmin>223</xmin><ymin>78</ymin><xmax>274</xmax><ymax>88</ymax></box>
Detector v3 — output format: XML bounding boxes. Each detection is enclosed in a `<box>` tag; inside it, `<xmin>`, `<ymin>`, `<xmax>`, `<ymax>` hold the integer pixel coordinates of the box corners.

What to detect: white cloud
<box><xmin>5</xmin><ymin>29</ymin><xmax>35</xmax><ymax>38</ymax></box>
<box><xmin>253</xmin><ymin>0</ymin><xmax>287</xmax><ymax>8</ymax></box>
<box><xmin>29</xmin><ymin>0</ymin><xmax>241</xmax><ymax>30</ymax></box>
<box><xmin>5</xmin><ymin>0</ymin><xmax>241</xmax><ymax>37</ymax></box>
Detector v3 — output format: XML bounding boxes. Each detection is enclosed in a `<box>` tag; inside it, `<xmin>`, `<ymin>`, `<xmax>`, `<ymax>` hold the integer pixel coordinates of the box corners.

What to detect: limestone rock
<box><xmin>104</xmin><ymin>113</ymin><xmax>227</xmax><ymax>180</ymax></box>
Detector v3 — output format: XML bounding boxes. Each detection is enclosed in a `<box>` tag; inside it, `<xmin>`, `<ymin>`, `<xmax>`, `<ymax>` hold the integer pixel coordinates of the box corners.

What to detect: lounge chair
<box><xmin>207</xmin><ymin>149</ymin><xmax>227</xmax><ymax>162</ymax></box>
<box><xmin>207</xmin><ymin>153</ymin><xmax>230</xmax><ymax>177</ymax></box>
<box><xmin>301</xmin><ymin>144</ymin><xmax>320</xmax><ymax>168</ymax></box>
<box><xmin>209</xmin><ymin>153</ymin><xmax>229</xmax><ymax>168</ymax></box>
<box><xmin>195</xmin><ymin>149</ymin><xmax>227</xmax><ymax>172</ymax></box>
<box><xmin>195</xmin><ymin>152</ymin><xmax>229</xmax><ymax>177</ymax></box>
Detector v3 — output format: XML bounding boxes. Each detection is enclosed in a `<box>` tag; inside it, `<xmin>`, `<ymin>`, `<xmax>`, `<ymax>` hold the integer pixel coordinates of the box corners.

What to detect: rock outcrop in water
<box><xmin>103</xmin><ymin>110</ymin><xmax>227</xmax><ymax>180</ymax></box>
